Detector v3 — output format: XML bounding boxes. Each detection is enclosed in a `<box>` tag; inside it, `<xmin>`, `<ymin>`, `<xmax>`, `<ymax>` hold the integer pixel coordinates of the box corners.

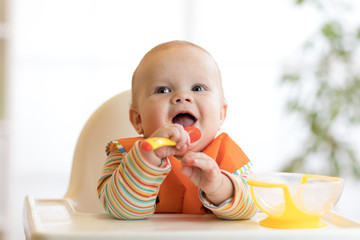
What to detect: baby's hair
<box><xmin>131</xmin><ymin>40</ymin><xmax>224</xmax><ymax>108</ymax></box>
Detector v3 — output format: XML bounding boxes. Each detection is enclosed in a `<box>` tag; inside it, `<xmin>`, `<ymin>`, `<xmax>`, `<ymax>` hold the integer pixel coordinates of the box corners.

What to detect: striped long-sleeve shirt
<box><xmin>97</xmin><ymin>140</ymin><xmax>257</xmax><ymax>220</ymax></box>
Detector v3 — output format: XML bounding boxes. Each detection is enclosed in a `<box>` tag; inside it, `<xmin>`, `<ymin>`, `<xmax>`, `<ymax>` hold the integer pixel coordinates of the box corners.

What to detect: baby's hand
<box><xmin>140</xmin><ymin>124</ymin><xmax>190</xmax><ymax>166</ymax></box>
<box><xmin>181</xmin><ymin>152</ymin><xmax>234</xmax><ymax>205</ymax></box>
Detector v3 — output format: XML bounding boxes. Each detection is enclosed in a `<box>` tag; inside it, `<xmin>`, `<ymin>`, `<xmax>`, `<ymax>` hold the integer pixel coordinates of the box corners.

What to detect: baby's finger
<box><xmin>182</xmin><ymin>152</ymin><xmax>218</xmax><ymax>171</ymax></box>
<box><xmin>162</xmin><ymin>124</ymin><xmax>181</xmax><ymax>140</ymax></box>
<box><xmin>170</xmin><ymin>124</ymin><xmax>190</xmax><ymax>150</ymax></box>
<box><xmin>153</xmin><ymin>146</ymin><xmax>176</xmax><ymax>159</ymax></box>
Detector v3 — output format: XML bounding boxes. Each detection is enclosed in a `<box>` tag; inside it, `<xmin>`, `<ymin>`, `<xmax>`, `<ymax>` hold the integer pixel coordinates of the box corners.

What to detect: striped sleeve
<box><xmin>233</xmin><ymin>161</ymin><xmax>253</xmax><ymax>176</ymax></box>
<box><xmin>97</xmin><ymin>140</ymin><xmax>171</xmax><ymax>220</ymax></box>
<box><xmin>199</xmin><ymin>170</ymin><xmax>258</xmax><ymax>220</ymax></box>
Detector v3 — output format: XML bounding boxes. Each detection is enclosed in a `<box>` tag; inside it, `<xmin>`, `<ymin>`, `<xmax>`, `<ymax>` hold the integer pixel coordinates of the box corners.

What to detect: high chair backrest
<box><xmin>65</xmin><ymin>90</ymin><xmax>139</xmax><ymax>213</ymax></box>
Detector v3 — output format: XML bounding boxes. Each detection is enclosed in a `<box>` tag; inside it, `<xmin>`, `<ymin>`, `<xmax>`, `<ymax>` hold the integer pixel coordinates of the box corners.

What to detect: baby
<box><xmin>97</xmin><ymin>40</ymin><xmax>257</xmax><ymax>220</ymax></box>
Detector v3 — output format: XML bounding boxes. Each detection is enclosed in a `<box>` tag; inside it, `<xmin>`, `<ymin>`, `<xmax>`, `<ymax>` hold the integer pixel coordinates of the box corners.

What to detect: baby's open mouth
<box><xmin>172</xmin><ymin>113</ymin><xmax>197</xmax><ymax>128</ymax></box>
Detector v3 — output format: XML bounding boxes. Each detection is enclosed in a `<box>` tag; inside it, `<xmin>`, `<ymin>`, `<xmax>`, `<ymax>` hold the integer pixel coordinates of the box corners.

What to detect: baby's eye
<box><xmin>155</xmin><ymin>86</ymin><xmax>171</xmax><ymax>94</ymax></box>
<box><xmin>192</xmin><ymin>85</ymin><xmax>205</xmax><ymax>92</ymax></box>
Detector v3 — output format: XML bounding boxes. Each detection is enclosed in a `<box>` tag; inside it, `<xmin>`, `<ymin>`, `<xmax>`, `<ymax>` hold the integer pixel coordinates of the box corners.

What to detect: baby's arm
<box><xmin>97</xmin><ymin>141</ymin><xmax>171</xmax><ymax>220</ymax></box>
<box><xmin>181</xmin><ymin>152</ymin><xmax>233</xmax><ymax>205</ymax></box>
<box><xmin>97</xmin><ymin>124</ymin><xmax>189</xmax><ymax>219</ymax></box>
<box><xmin>181</xmin><ymin>153</ymin><xmax>257</xmax><ymax>220</ymax></box>
<box><xmin>199</xmin><ymin>171</ymin><xmax>257</xmax><ymax>220</ymax></box>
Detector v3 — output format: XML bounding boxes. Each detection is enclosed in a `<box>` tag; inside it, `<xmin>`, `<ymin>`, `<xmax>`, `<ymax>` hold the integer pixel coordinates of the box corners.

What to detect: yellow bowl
<box><xmin>247</xmin><ymin>172</ymin><xmax>344</xmax><ymax>229</ymax></box>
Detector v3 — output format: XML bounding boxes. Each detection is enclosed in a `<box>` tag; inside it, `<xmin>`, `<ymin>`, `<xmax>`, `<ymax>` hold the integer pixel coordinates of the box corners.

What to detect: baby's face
<box><xmin>131</xmin><ymin>44</ymin><xmax>227</xmax><ymax>152</ymax></box>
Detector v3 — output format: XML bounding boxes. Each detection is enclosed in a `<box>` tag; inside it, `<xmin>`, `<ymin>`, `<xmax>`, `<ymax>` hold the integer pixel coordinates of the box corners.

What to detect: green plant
<box><xmin>281</xmin><ymin>0</ymin><xmax>360</xmax><ymax>178</ymax></box>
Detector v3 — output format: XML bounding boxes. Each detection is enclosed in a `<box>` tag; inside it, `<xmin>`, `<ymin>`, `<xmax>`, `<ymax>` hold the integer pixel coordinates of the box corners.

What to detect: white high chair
<box><xmin>23</xmin><ymin>90</ymin><xmax>360</xmax><ymax>240</ymax></box>
<box><xmin>63</xmin><ymin>90</ymin><xmax>138</xmax><ymax>214</ymax></box>
<box><xmin>23</xmin><ymin>90</ymin><xmax>139</xmax><ymax>237</ymax></box>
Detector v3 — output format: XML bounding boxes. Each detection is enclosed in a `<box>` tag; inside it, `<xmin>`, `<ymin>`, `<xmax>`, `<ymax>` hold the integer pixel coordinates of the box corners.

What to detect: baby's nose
<box><xmin>171</xmin><ymin>92</ymin><xmax>194</xmax><ymax>104</ymax></box>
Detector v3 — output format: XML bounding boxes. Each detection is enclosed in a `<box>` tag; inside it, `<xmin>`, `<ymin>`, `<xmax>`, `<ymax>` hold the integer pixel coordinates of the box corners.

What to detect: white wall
<box><xmin>3</xmin><ymin>0</ymin><xmax>360</xmax><ymax>239</ymax></box>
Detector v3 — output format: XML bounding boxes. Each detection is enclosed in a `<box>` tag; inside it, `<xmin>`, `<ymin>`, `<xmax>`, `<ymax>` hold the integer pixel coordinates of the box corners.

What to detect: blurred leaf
<box><xmin>322</xmin><ymin>22</ymin><xmax>341</xmax><ymax>39</ymax></box>
<box><xmin>296</xmin><ymin>0</ymin><xmax>305</xmax><ymax>5</ymax></box>
<box><xmin>282</xmin><ymin>74</ymin><xmax>300</xmax><ymax>83</ymax></box>
<box><xmin>349</xmin><ymin>151</ymin><xmax>360</xmax><ymax>178</ymax></box>
<box><xmin>282</xmin><ymin>156</ymin><xmax>305</xmax><ymax>173</ymax></box>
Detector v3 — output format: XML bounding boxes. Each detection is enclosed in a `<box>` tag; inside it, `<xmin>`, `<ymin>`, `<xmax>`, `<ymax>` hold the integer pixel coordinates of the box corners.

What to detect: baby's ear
<box><xmin>219</xmin><ymin>103</ymin><xmax>227</xmax><ymax>128</ymax></box>
<box><xmin>129</xmin><ymin>108</ymin><xmax>144</xmax><ymax>134</ymax></box>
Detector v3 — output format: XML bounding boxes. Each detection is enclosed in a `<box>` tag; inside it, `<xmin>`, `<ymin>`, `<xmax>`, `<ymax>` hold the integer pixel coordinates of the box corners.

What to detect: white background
<box><xmin>1</xmin><ymin>0</ymin><xmax>360</xmax><ymax>239</ymax></box>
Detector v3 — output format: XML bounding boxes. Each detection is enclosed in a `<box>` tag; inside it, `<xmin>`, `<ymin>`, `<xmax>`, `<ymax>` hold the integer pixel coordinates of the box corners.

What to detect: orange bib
<box><xmin>113</xmin><ymin>133</ymin><xmax>250</xmax><ymax>214</ymax></box>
